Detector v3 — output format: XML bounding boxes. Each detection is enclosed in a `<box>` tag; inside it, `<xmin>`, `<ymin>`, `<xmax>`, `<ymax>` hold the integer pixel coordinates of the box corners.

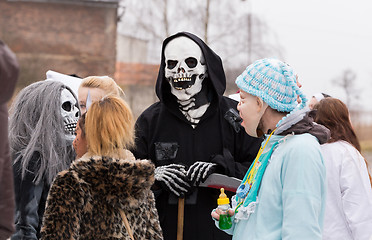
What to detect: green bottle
<box><xmin>217</xmin><ymin>188</ymin><xmax>232</xmax><ymax>230</ymax></box>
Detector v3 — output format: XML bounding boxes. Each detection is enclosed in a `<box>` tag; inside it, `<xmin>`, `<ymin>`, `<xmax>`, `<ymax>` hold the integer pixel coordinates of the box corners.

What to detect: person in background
<box><xmin>41</xmin><ymin>96</ymin><xmax>163</xmax><ymax>240</ymax></box>
<box><xmin>308</xmin><ymin>92</ymin><xmax>331</xmax><ymax>110</ymax></box>
<box><xmin>9</xmin><ymin>80</ymin><xmax>79</xmax><ymax>240</ymax></box>
<box><xmin>212</xmin><ymin>58</ymin><xmax>329</xmax><ymax>239</ymax></box>
<box><xmin>0</xmin><ymin>40</ymin><xmax>19</xmax><ymax>240</ymax></box>
<box><xmin>313</xmin><ymin>97</ymin><xmax>372</xmax><ymax>240</ymax></box>
<box><xmin>78</xmin><ymin>76</ymin><xmax>124</xmax><ymax>114</ymax></box>
<box><xmin>72</xmin><ymin>113</ymin><xmax>87</xmax><ymax>159</ymax></box>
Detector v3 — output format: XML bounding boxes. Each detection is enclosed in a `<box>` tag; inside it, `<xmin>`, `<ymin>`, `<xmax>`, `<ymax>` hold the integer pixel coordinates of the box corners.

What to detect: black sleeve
<box><xmin>210</xmin><ymin>134</ymin><xmax>262</xmax><ymax>180</ymax></box>
<box><xmin>12</xmin><ymin>154</ymin><xmax>44</xmax><ymax>240</ymax></box>
<box><xmin>210</xmin><ymin>100</ymin><xmax>262</xmax><ymax>179</ymax></box>
<box><xmin>132</xmin><ymin>113</ymin><xmax>151</xmax><ymax>161</ymax></box>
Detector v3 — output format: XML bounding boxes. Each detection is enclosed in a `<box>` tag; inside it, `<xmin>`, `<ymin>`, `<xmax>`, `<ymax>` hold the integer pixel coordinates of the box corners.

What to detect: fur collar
<box><xmin>70</xmin><ymin>151</ymin><xmax>155</xmax><ymax>207</ymax></box>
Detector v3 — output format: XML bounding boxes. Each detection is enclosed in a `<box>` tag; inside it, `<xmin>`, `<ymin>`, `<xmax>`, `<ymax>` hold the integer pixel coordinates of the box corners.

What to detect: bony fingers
<box><xmin>202</xmin><ymin>164</ymin><xmax>214</xmax><ymax>179</ymax></box>
<box><xmin>189</xmin><ymin>165</ymin><xmax>202</xmax><ymax>181</ymax></box>
<box><xmin>179</xmin><ymin>168</ymin><xmax>187</xmax><ymax>174</ymax></box>
<box><xmin>194</xmin><ymin>178</ymin><xmax>200</xmax><ymax>187</ymax></box>
<box><xmin>170</xmin><ymin>189</ymin><xmax>180</xmax><ymax>197</ymax></box>
<box><xmin>187</xmin><ymin>170</ymin><xmax>196</xmax><ymax>180</ymax></box>
<box><xmin>166</xmin><ymin>166</ymin><xmax>185</xmax><ymax>173</ymax></box>
<box><xmin>186</xmin><ymin>165</ymin><xmax>196</xmax><ymax>177</ymax></box>
<box><xmin>166</xmin><ymin>164</ymin><xmax>186</xmax><ymax>174</ymax></box>
<box><xmin>161</xmin><ymin>174</ymin><xmax>186</xmax><ymax>188</ymax></box>
<box><xmin>166</xmin><ymin>171</ymin><xmax>189</xmax><ymax>184</ymax></box>
<box><xmin>167</xmin><ymin>163</ymin><xmax>185</xmax><ymax>169</ymax></box>
<box><xmin>175</xmin><ymin>165</ymin><xmax>187</xmax><ymax>172</ymax></box>
<box><xmin>195</xmin><ymin>165</ymin><xmax>207</xmax><ymax>185</ymax></box>
<box><xmin>174</xmin><ymin>180</ymin><xmax>191</xmax><ymax>190</ymax></box>
<box><xmin>172</xmin><ymin>187</ymin><xmax>187</xmax><ymax>197</ymax></box>
<box><xmin>168</xmin><ymin>181</ymin><xmax>189</xmax><ymax>197</ymax></box>
<box><xmin>187</xmin><ymin>161</ymin><xmax>202</xmax><ymax>174</ymax></box>
<box><xmin>201</xmin><ymin>169</ymin><xmax>212</xmax><ymax>183</ymax></box>
<box><xmin>166</xmin><ymin>170</ymin><xmax>186</xmax><ymax>178</ymax></box>
<box><xmin>164</xmin><ymin>181</ymin><xmax>180</xmax><ymax>197</ymax></box>
<box><xmin>172</xmin><ymin>179</ymin><xmax>191</xmax><ymax>191</ymax></box>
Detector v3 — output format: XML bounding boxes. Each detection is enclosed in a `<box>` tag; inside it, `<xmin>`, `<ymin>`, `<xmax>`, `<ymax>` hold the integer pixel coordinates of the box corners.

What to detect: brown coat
<box><xmin>0</xmin><ymin>40</ymin><xmax>18</xmax><ymax>240</ymax></box>
<box><xmin>41</xmin><ymin>152</ymin><xmax>163</xmax><ymax>240</ymax></box>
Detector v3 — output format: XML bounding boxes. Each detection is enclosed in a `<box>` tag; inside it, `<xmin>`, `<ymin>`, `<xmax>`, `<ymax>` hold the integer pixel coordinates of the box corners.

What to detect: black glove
<box><xmin>186</xmin><ymin>161</ymin><xmax>217</xmax><ymax>187</ymax></box>
<box><xmin>154</xmin><ymin>164</ymin><xmax>191</xmax><ymax>197</ymax></box>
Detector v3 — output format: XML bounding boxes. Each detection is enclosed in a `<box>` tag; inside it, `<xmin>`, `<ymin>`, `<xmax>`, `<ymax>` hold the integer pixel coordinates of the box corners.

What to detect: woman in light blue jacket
<box><xmin>212</xmin><ymin>58</ymin><xmax>329</xmax><ymax>240</ymax></box>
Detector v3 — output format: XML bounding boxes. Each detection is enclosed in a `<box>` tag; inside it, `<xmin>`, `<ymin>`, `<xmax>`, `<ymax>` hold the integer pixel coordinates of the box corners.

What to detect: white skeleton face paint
<box><xmin>164</xmin><ymin>36</ymin><xmax>207</xmax><ymax>101</ymax></box>
<box><xmin>61</xmin><ymin>88</ymin><xmax>79</xmax><ymax>141</ymax></box>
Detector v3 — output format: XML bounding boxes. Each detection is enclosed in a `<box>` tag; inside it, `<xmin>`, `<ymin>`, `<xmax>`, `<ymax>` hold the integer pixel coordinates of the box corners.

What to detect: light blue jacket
<box><xmin>215</xmin><ymin>133</ymin><xmax>326</xmax><ymax>240</ymax></box>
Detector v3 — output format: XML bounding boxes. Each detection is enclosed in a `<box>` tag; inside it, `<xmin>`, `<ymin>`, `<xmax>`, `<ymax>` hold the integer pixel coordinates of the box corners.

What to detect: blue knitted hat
<box><xmin>236</xmin><ymin>58</ymin><xmax>307</xmax><ymax>113</ymax></box>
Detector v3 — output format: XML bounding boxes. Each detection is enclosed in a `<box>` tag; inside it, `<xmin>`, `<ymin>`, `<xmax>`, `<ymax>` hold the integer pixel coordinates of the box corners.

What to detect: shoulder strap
<box><xmin>119</xmin><ymin>209</ymin><xmax>135</xmax><ymax>240</ymax></box>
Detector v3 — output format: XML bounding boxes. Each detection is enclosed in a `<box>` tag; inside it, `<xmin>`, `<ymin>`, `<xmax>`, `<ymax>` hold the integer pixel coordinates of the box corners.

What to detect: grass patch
<box><xmin>361</xmin><ymin>140</ymin><xmax>372</xmax><ymax>152</ymax></box>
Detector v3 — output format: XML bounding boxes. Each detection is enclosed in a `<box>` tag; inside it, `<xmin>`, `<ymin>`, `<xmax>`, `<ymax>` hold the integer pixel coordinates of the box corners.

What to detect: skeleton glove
<box><xmin>187</xmin><ymin>161</ymin><xmax>217</xmax><ymax>187</ymax></box>
<box><xmin>154</xmin><ymin>164</ymin><xmax>191</xmax><ymax>197</ymax></box>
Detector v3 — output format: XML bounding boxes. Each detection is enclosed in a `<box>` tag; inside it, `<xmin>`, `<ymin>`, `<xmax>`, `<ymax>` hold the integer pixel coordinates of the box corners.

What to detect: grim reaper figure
<box><xmin>133</xmin><ymin>32</ymin><xmax>262</xmax><ymax>240</ymax></box>
<box><xmin>9</xmin><ymin>80</ymin><xmax>79</xmax><ymax>240</ymax></box>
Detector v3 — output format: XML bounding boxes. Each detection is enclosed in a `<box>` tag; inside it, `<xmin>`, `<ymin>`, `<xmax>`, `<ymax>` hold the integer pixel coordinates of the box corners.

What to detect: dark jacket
<box><xmin>12</xmin><ymin>152</ymin><xmax>51</xmax><ymax>240</ymax></box>
<box><xmin>41</xmin><ymin>152</ymin><xmax>163</xmax><ymax>240</ymax></box>
<box><xmin>133</xmin><ymin>32</ymin><xmax>262</xmax><ymax>240</ymax></box>
<box><xmin>279</xmin><ymin>112</ymin><xmax>331</xmax><ymax>144</ymax></box>
<box><xmin>0</xmin><ymin>40</ymin><xmax>18</xmax><ymax>240</ymax></box>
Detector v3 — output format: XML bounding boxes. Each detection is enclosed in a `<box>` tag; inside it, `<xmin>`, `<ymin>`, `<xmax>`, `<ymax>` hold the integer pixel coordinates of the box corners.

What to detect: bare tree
<box><xmin>117</xmin><ymin>0</ymin><xmax>283</xmax><ymax>96</ymax></box>
<box><xmin>332</xmin><ymin>69</ymin><xmax>359</xmax><ymax>108</ymax></box>
<box><xmin>119</xmin><ymin>0</ymin><xmax>282</xmax><ymax>63</ymax></box>
<box><xmin>117</xmin><ymin>0</ymin><xmax>285</xmax><ymax>116</ymax></box>
<box><xmin>118</xmin><ymin>0</ymin><xmax>195</xmax><ymax>62</ymax></box>
<box><xmin>204</xmin><ymin>0</ymin><xmax>210</xmax><ymax>43</ymax></box>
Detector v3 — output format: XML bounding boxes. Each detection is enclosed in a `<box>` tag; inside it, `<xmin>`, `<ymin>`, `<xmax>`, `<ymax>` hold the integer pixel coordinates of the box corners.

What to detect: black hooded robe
<box><xmin>133</xmin><ymin>32</ymin><xmax>262</xmax><ymax>240</ymax></box>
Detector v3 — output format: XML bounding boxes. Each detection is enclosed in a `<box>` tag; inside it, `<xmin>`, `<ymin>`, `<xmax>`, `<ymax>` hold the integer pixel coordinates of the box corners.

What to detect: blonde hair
<box><xmin>80</xmin><ymin>76</ymin><xmax>125</xmax><ymax>98</ymax></box>
<box><xmin>85</xmin><ymin>96</ymin><xmax>134</xmax><ymax>157</ymax></box>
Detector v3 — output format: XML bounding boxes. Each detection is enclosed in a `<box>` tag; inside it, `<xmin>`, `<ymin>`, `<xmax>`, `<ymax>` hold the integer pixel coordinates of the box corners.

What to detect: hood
<box><xmin>70</xmin><ymin>151</ymin><xmax>155</xmax><ymax>207</ymax></box>
<box><xmin>276</xmin><ymin>108</ymin><xmax>331</xmax><ymax>144</ymax></box>
<box><xmin>0</xmin><ymin>40</ymin><xmax>19</xmax><ymax>104</ymax></box>
<box><xmin>155</xmin><ymin>32</ymin><xmax>226</xmax><ymax>103</ymax></box>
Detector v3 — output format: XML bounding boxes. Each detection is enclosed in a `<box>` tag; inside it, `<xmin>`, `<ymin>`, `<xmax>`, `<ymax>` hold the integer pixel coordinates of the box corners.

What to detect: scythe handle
<box><xmin>177</xmin><ymin>197</ymin><xmax>185</xmax><ymax>240</ymax></box>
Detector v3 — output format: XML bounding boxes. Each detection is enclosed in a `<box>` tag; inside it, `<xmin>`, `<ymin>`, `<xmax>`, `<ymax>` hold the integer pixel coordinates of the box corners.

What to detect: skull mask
<box><xmin>164</xmin><ymin>36</ymin><xmax>207</xmax><ymax>101</ymax></box>
<box><xmin>61</xmin><ymin>88</ymin><xmax>79</xmax><ymax>141</ymax></box>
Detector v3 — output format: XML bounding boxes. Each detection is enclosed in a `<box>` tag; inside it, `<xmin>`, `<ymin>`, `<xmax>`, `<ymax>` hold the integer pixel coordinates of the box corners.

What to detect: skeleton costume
<box><xmin>9</xmin><ymin>80</ymin><xmax>79</xmax><ymax>240</ymax></box>
<box><xmin>133</xmin><ymin>32</ymin><xmax>262</xmax><ymax>240</ymax></box>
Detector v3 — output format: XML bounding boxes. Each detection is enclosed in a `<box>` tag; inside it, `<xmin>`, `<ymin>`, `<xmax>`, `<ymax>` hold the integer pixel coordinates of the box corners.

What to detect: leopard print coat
<box><xmin>40</xmin><ymin>152</ymin><xmax>163</xmax><ymax>240</ymax></box>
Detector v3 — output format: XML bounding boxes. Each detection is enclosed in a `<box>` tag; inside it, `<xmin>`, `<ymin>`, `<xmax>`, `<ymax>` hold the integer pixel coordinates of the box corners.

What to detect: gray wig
<box><xmin>9</xmin><ymin>80</ymin><xmax>77</xmax><ymax>184</ymax></box>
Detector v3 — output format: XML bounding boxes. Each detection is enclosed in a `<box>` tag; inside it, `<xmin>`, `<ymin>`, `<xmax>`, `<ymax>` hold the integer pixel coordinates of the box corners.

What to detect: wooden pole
<box><xmin>177</xmin><ymin>197</ymin><xmax>185</xmax><ymax>240</ymax></box>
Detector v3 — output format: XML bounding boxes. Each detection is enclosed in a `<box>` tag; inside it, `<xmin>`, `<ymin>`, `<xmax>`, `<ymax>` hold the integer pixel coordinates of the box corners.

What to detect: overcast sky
<box><xmin>246</xmin><ymin>0</ymin><xmax>372</xmax><ymax>111</ymax></box>
<box><xmin>119</xmin><ymin>0</ymin><xmax>372</xmax><ymax>112</ymax></box>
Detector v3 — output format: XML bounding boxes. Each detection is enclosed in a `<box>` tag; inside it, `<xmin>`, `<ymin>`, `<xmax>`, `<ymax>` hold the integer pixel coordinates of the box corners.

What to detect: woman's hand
<box><xmin>211</xmin><ymin>208</ymin><xmax>234</xmax><ymax>220</ymax></box>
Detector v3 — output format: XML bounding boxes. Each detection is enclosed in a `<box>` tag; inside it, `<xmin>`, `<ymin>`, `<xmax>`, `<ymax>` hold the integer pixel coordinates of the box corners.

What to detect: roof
<box><xmin>115</xmin><ymin>62</ymin><xmax>159</xmax><ymax>86</ymax></box>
